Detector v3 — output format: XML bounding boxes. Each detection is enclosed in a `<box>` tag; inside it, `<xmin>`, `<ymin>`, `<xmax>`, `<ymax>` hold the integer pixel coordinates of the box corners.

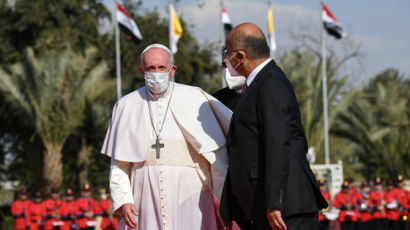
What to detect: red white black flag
<box><xmin>117</xmin><ymin>3</ymin><xmax>143</xmax><ymax>43</ymax></box>
<box><xmin>222</xmin><ymin>6</ymin><xmax>233</xmax><ymax>41</ymax></box>
<box><xmin>322</xmin><ymin>2</ymin><xmax>345</xmax><ymax>39</ymax></box>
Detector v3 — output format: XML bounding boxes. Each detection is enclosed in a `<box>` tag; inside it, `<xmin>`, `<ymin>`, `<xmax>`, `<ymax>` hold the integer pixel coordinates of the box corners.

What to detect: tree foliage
<box><xmin>0</xmin><ymin>0</ymin><xmax>110</xmax><ymax>64</ymax></box>
<box><xmin>332</xmin><ymin>69</ymin><xmax>410</xmax><ymax>180</ymax></box>
<box><xmin>0</xmin><ymin>0</ymin><xmax>408</xmax><ymax>196</ymax></box>
<box><xmin>0</xmin><ymin>46</ymin><xmax>114</xmax><ymax>191</ymax></box>
<box><xmin>278</xmin><ymin>49</ymin><xmax>357</xmax><ymax>165</ymax></box>
<box><xmin>0</xmin><ymin>0</ymin><xmax>221</xmax><ymax>194</ymax></box>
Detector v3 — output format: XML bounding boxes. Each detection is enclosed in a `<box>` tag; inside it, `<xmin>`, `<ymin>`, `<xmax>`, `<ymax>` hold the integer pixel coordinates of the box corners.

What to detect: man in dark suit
<box><xmin>220</xmin><ymin>23</ymin><xmax>328</xmax><ymax>230</ymax></box>
<box><xmin>212</xmin><ymin>47</ymin><xmax>245</xmax><ymax>111</ymax></box>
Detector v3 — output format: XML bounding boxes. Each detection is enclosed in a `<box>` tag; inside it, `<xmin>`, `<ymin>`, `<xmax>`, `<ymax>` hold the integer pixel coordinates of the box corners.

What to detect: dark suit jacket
<box><xmin>212</xmin><ymin>87</ymin><xmax>242</xmax><ymax>111</ymax></box>
<box><xmin>220</xmin><ymin>60</ymin><xmax>328</xmax><ymax>222</ymax></box>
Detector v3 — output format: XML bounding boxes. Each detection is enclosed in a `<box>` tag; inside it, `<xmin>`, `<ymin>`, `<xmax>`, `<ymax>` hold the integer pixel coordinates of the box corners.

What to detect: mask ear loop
<box><xmin>229</xmin><ymin>51</ymin><xmax>242</xmax><ymax>69</ymax></box>
<box><xmin>169</xmin><ymin>65</ymin><xmax>175</xmax><ymax>82</ymax></box>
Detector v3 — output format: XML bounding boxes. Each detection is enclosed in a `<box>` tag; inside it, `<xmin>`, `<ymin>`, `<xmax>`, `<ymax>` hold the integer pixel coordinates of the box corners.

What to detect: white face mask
<box><xmin>222</xmin><ymin>68</ymin><xmax>246</xmax><ymax>91</ymax></box>
<box><xmin>144</xmin><ymin>71</ymin><xmax>171</xmax><ymax>95</ymax></box>
<box><xmin>226</xmin><ymin>52</ymin><xmax>242</xmax><ymax>76</ymax></box>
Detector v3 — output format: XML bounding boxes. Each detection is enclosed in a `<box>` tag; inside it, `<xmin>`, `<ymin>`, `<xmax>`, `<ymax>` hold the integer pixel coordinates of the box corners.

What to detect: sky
<box><xmin>106</xmin><ymin>0</ymin><xmax>410</xmax><ymax>84</ymax></box>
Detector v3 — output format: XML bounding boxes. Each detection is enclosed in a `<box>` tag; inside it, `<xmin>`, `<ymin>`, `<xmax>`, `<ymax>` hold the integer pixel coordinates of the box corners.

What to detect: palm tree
<box><xmin>332</xmin><ymin>69</ymin><xmax>410</xmax><ymax>179</ymax></box>
<box><xmin>0</xmin><ymin>46</ymin><xmax>115</xmax><ymax>189</ymax></box>
<box><xmin>278</xmin><ymin>49</ymin><xmax>357</xmax><ymax>163</ymax></box>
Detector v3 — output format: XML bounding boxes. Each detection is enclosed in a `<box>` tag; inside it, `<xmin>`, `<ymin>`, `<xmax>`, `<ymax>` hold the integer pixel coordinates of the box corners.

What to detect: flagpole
<box><xmin>114</xmin><ymin>0</ymin><xmax>122</xmax><ymax>100</ymax></box>
<box><xmin>321</xmin><ymin>0</ymin><xmax>330</xmax><ymax>165</ymax></box>
<box><xmin>168</xmin><ymin>0</ymin><xmax>174</xmax><ymax>61</ymax></box>
<box><xmin>268</xmin><ymin>0</ymin><xmax>274</xmax><ymax>59</ymax></box>
<box><xmin>220</xmin><ymin>0</ymin><xmax>227</xmax><ymax>88</ymax></box>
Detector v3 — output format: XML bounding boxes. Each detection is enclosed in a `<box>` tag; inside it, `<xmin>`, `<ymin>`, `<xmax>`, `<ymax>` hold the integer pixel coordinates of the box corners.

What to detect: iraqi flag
<box><xmin>322</xmin><ymin>2</ymin><xmax>345</xmax><ymax>39</ymax></box>
<box><xmin>222</xmin><ymin>6</ymin><xmax>233</xmax><ymax>42</ymax></box>
<box><xmin>117</xmin><ymin>3</ymin><xmax>143</xmax><ymax>43</ymax></box>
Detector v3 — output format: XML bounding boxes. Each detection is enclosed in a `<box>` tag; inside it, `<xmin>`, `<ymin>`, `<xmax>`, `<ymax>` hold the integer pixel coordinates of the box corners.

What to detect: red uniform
<box><xmin>385</xmin><ymin>189</ymin><xmax>401</xmax><ymax>221</ymax></box>
<box><xmin>406</xmin><ymin>191</ymin><xmax>410</xmax><ymax>218</ymax></box>
<box><xmin>349</xmin><ymin>187</ymin><xmax>363</xmax><ymax>202</ymax></box>
<box><xmin>319</xmin><ymin>191</ymin><xmax>331</xmax><ymax>221</ymax></box>
<box><xmin>368</xmin><ymin>190</ymin><xmax>387</xmax><ymax>219</ymax></box>
<box><xmin>358</xmin><ymin>195</ymin><xmax>372</xmax><ymax>223</ymax></box>
<box><xmin>60</xmin><ymin>200</ymin><xmax>78</xmax><ymax>230</ymax></box>
<box><xmin>11</xmin><ymin>200</ymin><xmax>32</xmax><ymax>230</ymax></box>
<box><xmin>99</xmin><ymin>199</ymin><xmax>118</xmax><ymax>230</ymax></box>
<box><xmin>27</xmin><ymin>202</ymin><xmax>45</xmax><ymax>230</ymax></box>
<box><xmin>42</xmin><ymin>198</ymin><xmax>64</xmax><ymax>230</ymax></box>
<box><xmin>393</xmin><ymin>188</ymin><xmax>408</xmax><ymax>218</ymax></box>
<box><xmin>334</xmin><ymin>191</ymin><xmax>360</xmax><ymax>222</ymax></box>
<box><xmin>75</xmin><ymin>197</ymin><xmax>102</xmax><ymax>229</ymax></box>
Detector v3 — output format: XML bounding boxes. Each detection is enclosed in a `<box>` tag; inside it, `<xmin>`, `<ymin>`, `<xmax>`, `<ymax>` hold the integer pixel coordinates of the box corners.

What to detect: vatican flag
<box><xmin>267</xmin><ymin>4</ymin><xmax>276</xmax><ymax>52</ymax></box>
<box><xmin>169</xmin><ymin>4</ymin><xmax>183</xmax><ymax>54</ymax></box>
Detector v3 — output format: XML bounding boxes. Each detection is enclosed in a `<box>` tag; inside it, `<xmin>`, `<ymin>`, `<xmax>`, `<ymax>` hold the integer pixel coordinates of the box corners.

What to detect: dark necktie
<box><xmin>241</xmin><ymin>84</ymin><xmax>248</xmax><ymax>93</ymax></box>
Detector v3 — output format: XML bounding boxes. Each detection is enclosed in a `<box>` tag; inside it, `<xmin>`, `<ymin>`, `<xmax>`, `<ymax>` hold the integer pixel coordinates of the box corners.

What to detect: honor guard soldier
<box><xmin>358</xmin><ymin>182</ymin><xmax>372</xmax><ymax>230</ymax></box>
<box><xmin>385</xmin><ymin>179</ymin><xmax>401</xmax><ymax>230</ymax></box>
<box><xmin>334</xmin><ymin>181</ymin><xmax>360</xmax><ymax>230</ymax></box>
<box><xmin>393</xmin><ymin>175</ymin><xmax>408</xmax><ymax>230</ymax></box>
<box><xmin>99</xmin><ymin>188</ymin><xmax>118</xmax><ymax>230</ymax></box>
<box><xmin>347</xmin><ymin>178</ymin><xmax>364</xmax><ymax>203</ymax></box>
<box><xmin>60</xmin><ymin>189</ymin><xmax>78</xmax><ymax>230</ymax></box>
<box><xmin>43</xmin><ymin>187</ymin><xmax>64</xmax><ymax>230</ymax></box>
<box><xmin>76</xmin><ymin>184</ymin><xmax>102</xmax><ymax>230</ymax></box>
<box><xmin>318</xmin><ymin>179</ymin><xmax>331</xmax><ymax>230</ymax></box>
<box><xmin>11</xmin><ymin>189</ymin><xmax>32</xmax><ymax>230</ymax></box>
<box><xmin>368</xmin><ymin>178</ymin><xmax>388</xmax><ymax>230</ymax></box>
<box><xmin>28</xmin><ymin>192</ymin><xmax>45</xmax><ymax>230</ymax></box>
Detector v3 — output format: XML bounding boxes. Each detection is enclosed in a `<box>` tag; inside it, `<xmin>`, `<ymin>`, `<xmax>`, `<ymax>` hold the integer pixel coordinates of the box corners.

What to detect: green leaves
<box><xmin>0</xmin><ymin>46</ymin><xmax>113</xmax><ymax>188</ymax></box>
<box><xmin>333</xmin><ymin>69</ymin><xmax>410</xmax><ymax>179</ymax></box>
<box><xmin>0</xmin><ymin>0</ymin><xmax>220</xmax><ymax>192</ymax></box>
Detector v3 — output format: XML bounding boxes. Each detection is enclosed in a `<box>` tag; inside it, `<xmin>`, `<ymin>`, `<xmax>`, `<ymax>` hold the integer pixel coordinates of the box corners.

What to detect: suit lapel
<box><xmin>228</xmin><ymin>60</ymin><xmax>277</xmax><ymax>142</ymax></box>
<box><xmin>234</xmin><ymin>60</ymin><xmax>276</xmax><ymax>113</ymax></box>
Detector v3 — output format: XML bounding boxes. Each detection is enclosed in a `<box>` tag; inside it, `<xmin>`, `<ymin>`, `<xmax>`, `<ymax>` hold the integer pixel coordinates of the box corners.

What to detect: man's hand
<box><xmin>52</xmin><ymin>212</ymin><xmax>62</xmax><ymax>220</ymax></box>
<box><xmin>84</xmin><ymin>211</ymin><xmax>93</xmax><ymax>219</ymax></box>
<box><xmin>267</xmin><ymin>208</ymin><xmax>286</xmax><ymax>230</ymax></box>
<box><xmin>121</xmin><ymin>203</ymin><xmax>138</xmax><ymax>229</ymax></box>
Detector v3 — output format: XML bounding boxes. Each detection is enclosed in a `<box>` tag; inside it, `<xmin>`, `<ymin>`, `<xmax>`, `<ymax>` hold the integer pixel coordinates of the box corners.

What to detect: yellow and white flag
<box><xmin>267</xmin><ymin>5</ymin><xmax>276</xmax><ymax>52</ymax></box>
<box><xmin>170</xmin><ymin>4</ymin><xmax>183</xmax><ymax>54</ymax></box>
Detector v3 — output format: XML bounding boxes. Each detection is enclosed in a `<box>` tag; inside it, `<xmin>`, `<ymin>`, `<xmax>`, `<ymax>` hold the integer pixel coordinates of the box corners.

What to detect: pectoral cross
<box><xmin>151</xmin><ymin>137</ymin><xmax>164</xmax><ymax>159</ymax></box>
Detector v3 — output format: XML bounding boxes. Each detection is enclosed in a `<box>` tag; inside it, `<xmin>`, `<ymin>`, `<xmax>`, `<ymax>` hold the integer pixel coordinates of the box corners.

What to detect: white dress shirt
<box><xmin>246</xmin><ymin>58</ymin><xmax>272</xmax><ymax>87</ymax></box>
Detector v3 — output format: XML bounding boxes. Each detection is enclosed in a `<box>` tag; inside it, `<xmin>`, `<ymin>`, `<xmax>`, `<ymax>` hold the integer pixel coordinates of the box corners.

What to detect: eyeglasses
<box><xmin>221</xmin><ymin>47</ymin><xmax>228</xmax><ymax>57</ymax></box>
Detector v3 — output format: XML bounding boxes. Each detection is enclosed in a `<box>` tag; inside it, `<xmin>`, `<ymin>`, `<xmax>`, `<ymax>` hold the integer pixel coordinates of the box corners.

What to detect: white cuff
<box><xmin>109</xmin><ymin>159</ymin><xmax>135</xmax><ymax>212</ymax></box>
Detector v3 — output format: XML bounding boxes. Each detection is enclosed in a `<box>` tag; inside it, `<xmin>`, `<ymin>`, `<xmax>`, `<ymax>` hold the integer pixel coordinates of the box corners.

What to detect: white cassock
<box><xmin>101</xmin><ymin>82</ymin><xmax>232</xmax><ymax>230</ymax></box>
